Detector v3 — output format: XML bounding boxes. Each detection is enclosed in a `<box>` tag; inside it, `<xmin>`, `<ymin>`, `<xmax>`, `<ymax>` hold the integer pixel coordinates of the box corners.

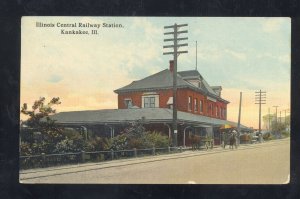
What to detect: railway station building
<box><xmin>50</xmin><ymin>60</ymin><xmax>250</xmax><ymax>147</ymax></box>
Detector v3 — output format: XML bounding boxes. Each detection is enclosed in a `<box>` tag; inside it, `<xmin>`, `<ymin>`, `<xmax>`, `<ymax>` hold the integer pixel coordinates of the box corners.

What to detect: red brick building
<box><xmin>114</xmin><ymin>60</ymin><xmax>229</xmax><ymax>120</ymax></box>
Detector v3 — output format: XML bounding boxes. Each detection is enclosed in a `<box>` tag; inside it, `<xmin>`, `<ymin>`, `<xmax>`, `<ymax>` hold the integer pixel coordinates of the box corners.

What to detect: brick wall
<box><xmin>117</xmin><ymin>88</ymin><xmax>227</xmax><ymax>120</ymax></box>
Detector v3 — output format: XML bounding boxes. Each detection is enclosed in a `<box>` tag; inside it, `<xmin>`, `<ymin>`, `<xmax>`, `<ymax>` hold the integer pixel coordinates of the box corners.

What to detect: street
<box><xmin>20</xmin><ymin>138</ymin><xmax>290</xmax><ymax>184</ymax></box>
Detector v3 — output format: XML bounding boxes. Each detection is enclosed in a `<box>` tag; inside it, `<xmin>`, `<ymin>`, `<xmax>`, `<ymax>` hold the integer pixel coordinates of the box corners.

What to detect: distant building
<box><xmin>50</xmin><ymin>61</ymin><xmax>249</xmax><ymax>147</ymax></box>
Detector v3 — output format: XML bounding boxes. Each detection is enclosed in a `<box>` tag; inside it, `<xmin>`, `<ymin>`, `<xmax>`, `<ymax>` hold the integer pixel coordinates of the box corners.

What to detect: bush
<box><xmin>86</xmin><ymin>136</ymin><xmax>110</xmax><ymax>151</ymax></box>
<box><xmin>109</xmin><ymin>130</ymin><xmax>169</xmax><ymax>150</ymax></box>
<box><xmin>144</xmin><ymin>131</ymin><xmax>169</xmax><ymax>148</ymax></box>
<box><xmin>110</xmin><ymin>134</ymin><xmax>128</xmax><ymax>150</ymax></box>
<box><xmin>281</xmin><ymin>131</ymin><xmax>290</xmax><ymax>138</ymax></box>
<box><xmin>263</xmin><ymin>132</ymin><xmax>274</xmax><ymax>140</ymax></box>
<box><xmin>20</xmin><ymin>142</ymin><xmax>32</xmax><ymax>156</ymax></box>
<box><xmin>127</xmin><ymin>138</ymin><xmax>145</xmax><ymax>149</ymax></box>
<box><xmin>54</xmin><ymin>139</ymin><xmax>78</xmax><ymax>153</ymax></box>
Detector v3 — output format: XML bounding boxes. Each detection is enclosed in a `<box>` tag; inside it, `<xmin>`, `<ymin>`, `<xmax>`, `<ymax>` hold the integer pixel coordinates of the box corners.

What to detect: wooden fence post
<box><xmin>111</xmin><ymin>149</ymin><xmax>114</xmax><ymax>160</ymax></box>
<box><xmin>133</xmin><ymin>148</ymin><xmax>137</xmax><ymax>158</ymax></box>
<box><xmin>152</xmin><ymin>146</ymin><xmax>155</xmax><ymax>155</ymax></box>
<box><xmin>41</xmin><ymin>153</ymin><xmax>46</xmax><ymax>167</ymax></box>
<box><xmin>81</xmin><ymin>151</ymin><xmax>85</xmax><ymax>163</ymax></box>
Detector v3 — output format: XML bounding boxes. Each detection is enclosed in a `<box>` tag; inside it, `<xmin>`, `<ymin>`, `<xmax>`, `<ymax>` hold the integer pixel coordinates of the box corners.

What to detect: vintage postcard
<box><xmin>19</xmin><ymin>17</ymin><xmax>290</xmax><ymax>184</ymax></box>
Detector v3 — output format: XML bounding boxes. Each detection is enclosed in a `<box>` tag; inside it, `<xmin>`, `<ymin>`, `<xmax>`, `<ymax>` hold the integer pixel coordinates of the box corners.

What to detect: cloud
<box><xmin>48</xmin><ymin>74</ymin><xmax>63</xmax><ymax>83</ymax></box>
<box><xmin>224</xmin><ymin>49</ymin><xmax>247</xmax><ymax>61</ymax></box>
<box><xmin>278</xmin><ymin>54</ymin><xmax>290</xmax><ymax>64</ymax></box>
<box><xmin>257</xmin><ymin>52</ymin><xmax>290</xmax><ymax>64</ymax></box>
<box><xmin>261</xmin><ymin>18</ymin><xmax>284</xmax><ymax>33</ymax></box>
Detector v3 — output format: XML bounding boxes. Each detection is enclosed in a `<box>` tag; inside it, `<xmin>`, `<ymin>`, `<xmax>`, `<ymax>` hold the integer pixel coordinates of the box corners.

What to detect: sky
<box><xmin>21</xmin><ymin>17</ymin><xmax>291</xmax><ymax>128</ymax></box>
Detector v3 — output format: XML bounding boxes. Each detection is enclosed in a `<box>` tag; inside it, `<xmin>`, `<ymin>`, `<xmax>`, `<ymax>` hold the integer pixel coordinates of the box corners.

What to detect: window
<box><xmin>194</xmin><ymin>98</ymin><xmax>198</xmax><ymax>112</ymax></box>
<box><xmin>142</xmin><ymin>94</ymin><xmax>159</xmax><ymax>108</ymax></box>
<box><xmin>219</xmin><ymin>107</ymin><xmax>222</xmax><ymax>118</ymax></box>
<box><xmin>211</xmin><ymin>104</ymin><xmax>214</xmax><ymax>115</ymax></box>
<box><xmin>188</xmin><ymin>96</ymin><xmax>192</xmax><ymax>111</ymax></box>
<box><xmin>200</xmin><ymin>100</ymin><xmax>203</xmax><ymax>113</ymax></box>
<box><xmin>144</xmin><ymin>96</ymin><xmax>155</xmax><ymax>108</ymax></box>
<box><xmin>206</xmin><ymin>101</ymin><xmax>209</xmax><ymax>114</ymax></box>
<box><xmin>224</xmin><ymin>108</ymin><xmax>227</xmax><ymax>119</ymax></box>
<box><xmin>124</xmin><ymin>99</ymin><xmax>132</xmax><ymax>109</ymax></box>
<box><xmin>216</xmin><ymin>106</ymin><xmax>218</xmax><ymax>117</ymax></box>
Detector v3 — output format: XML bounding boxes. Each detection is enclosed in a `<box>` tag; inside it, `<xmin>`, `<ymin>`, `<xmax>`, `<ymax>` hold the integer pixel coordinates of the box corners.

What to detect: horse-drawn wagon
<box><xmin>190</xmin><ymin>135</ymin><xmax>213</xmax><ymax>150</ymax></box>
<box><xmin>221</xmin><ymin>130</ymin><xmax>238</xmax><ymax>149</ymax></box>
<box><xmin>200</xmin><ymin>136</ymin><xmax>214</xmax><ymax>150</ymax></box>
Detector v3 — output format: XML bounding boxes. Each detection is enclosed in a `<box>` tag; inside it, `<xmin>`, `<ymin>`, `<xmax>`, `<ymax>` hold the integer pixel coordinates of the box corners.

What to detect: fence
<box><xmin>20</xmin><ymin>146</ymin><xmax>186</xmax><ymax>170</ymax></box>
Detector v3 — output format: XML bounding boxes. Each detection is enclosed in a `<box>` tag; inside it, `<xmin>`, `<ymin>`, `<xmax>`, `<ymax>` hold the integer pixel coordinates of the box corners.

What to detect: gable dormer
<box><xmin>211</xmin><ymin>86</ymin><xmax>222</xmax><ymax>97</ymax></box>
<box><xmin>178</xmin><ymin>70</ymin><xmax>203</xmax><ymax>89</ymax></box>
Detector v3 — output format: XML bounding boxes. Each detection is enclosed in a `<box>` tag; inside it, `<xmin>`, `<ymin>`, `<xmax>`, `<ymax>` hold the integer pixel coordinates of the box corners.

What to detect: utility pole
<box><xmin>268</xmin><ymin>107</ymin><xmax>270</xmax><ymax>130</ymax></box>
<box><xmin>255</xmin><ymin>90</ymin><xmax>266</xmax><ymax>134</ymax></box>
<box><xmin>163</xmin><ymin>23</ymin><xmax>188</xmax><ymax>147</ymax></box>
<box><xmin>279</xmin><ymin>111</ymin><xmax>282</xmax><ymax>123</ymax></box>
<box><xmin>237</xmin><ymin>92</ymin><xmax>242</xmax><ymax>146</ymax></box>
<box><xmin>273</xmin><ymin>105</ymin><xmax>279</xmax><ymax>124</ymax></box>
<box><xmin>283</xmin><ymin>109</ymin><xmax>290</xmax><ymax>125</ymax></box>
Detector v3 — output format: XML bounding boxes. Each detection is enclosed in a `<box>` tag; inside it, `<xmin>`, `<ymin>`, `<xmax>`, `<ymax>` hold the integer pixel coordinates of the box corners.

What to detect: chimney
<box><xmin>169</xmin><ymin>60</ymin><xmax>174</xmax><ymax>72</ymax></box>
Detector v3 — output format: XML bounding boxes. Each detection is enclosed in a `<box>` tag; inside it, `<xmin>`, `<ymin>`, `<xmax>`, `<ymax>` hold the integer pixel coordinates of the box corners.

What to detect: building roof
<box><xmin>178</xmin><ymin>70</ymin><xmax>203</xmax><ymax>80</ymax></box>
<box><xmin>114</xmin><ymin>69</ymin><xmax>229</xmax><ymax>103</ymax></box>
<box><xmin>178</xmin><ymin>70</ymin><xmax>219</xmax><ymax>97</ymax></box>
<box><xmin>50</xmin><ymin>108</ymin><xmax>249</xmax><ymax>130</ymax></box>
<box><xmin>114</xmin><ymin>69</ymin><xmax>194</xmax><ymax>93</ymax></box>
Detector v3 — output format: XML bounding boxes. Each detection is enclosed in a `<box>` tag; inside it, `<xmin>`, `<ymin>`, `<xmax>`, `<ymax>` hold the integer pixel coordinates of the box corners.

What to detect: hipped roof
<box><xmin>114</xmin><ymin>69</ymin><xmax>229</xmax><ymax>104</ymax></box>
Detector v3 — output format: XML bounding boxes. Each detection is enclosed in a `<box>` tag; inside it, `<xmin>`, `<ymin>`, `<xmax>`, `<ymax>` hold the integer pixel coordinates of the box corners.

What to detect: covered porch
<box><xmin>50</xmin><ymin>108</ymin><xmax>250</xmax><ymax>147</ymax></box>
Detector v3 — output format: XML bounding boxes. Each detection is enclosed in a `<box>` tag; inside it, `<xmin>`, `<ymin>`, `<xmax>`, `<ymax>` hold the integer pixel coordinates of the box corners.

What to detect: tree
<box><xmin>271</xmin><ymin>122</ymin><xmax>286</xmax><ymax>133</ymax></box>
<box><xmin>262</xmin><ymin>113</ymin><xmax>276</xmax><ymax>130</ymax></box>
<box><xmin>20</xmin><ymin>97</ymin><xmax>65</xmax><ymax>154</ymax></box>
<box><xmin>21</xmin><ymin>97</ymin><xmax>61</xmax><ymax>128</ymax></box>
